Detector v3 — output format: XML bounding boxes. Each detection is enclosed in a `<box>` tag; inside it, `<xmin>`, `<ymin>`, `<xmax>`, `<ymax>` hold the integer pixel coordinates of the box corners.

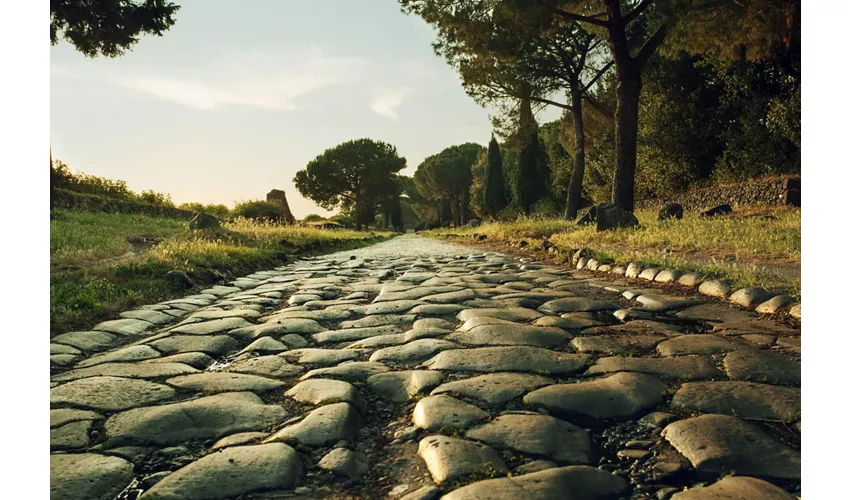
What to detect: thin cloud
<box><xmin>54</xmin><ymin>46</ymin><xmax>369</xmax><ymax>111</ymax></box>
<box><xmin>370</xmin><ymin>87</ymin><xmax>412</xmax><ymax>119</ymax></box>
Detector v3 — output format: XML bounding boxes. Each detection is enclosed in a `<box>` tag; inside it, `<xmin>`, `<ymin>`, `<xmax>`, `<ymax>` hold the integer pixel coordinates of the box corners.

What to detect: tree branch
<box><xmin>530</xmin><ymin>96</ymin><xmax>572</xmax><ymax>111</ymax></box>
<box><xmin>579</xmin><ymin>60</ymin><xmax>614</xmax><ymax>94</ymax></box>
<box><xmin>623</xmin><ymin>0</ymin><xmax>656</xmax><ymax>25</ymax></box>
<box><xmin>634</xmin><ymin>23</ymin><xmax>668</xmax><ymax>69</ymax></box>
<box><xmin>555</xmin><ymin>8</ymin><xmax>609</xmax><ymax>28</ymax></box>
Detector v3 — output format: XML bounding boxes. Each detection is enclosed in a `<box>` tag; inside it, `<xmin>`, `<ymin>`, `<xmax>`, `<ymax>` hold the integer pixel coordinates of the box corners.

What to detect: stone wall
<box><xmin>635</xmin><ymin>176</ymin><xmax>801</xmax><ymax>212</ymax></box>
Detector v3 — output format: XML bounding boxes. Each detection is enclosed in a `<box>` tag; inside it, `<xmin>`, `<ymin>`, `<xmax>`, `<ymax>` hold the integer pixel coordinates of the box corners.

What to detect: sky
<box><xmin>50</xmin><ymin>0</ymin><xmax>559</xmax><ymax>218</ymax></box>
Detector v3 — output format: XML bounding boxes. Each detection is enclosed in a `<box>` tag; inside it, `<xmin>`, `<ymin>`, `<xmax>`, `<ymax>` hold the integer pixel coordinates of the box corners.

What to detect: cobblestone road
<box><xmin>50</xmin><ymin>235</ymin><xmax>801</xmax><ymax>500</ymax></box>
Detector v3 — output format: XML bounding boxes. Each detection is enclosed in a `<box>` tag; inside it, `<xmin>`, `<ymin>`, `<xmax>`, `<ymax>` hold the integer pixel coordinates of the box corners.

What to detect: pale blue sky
<box><xmin>50</xmin><ymin>0</ymin><xmax>559</xmax><ymax>217</ymax></box>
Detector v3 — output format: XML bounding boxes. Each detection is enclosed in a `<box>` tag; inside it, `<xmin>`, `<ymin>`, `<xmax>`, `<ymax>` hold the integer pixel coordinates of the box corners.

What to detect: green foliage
<box><xmin>294</xmin><ymin>138</ymin><xmax>406</xmax><ymax>230</ymax></box>
<box><xmin>414</xmin><ymin>143</ymin><xmax>485</xmax><ymax>227</ymax></box>
<box><xmin>51</xmin><ymin>0</ymin><xmax>180</xmax><ymax>58</ymax></box>
<box><xmin>177</xmin><ymin>202</ymin><xmax>230</xmax><ymax>219</ymax></box>
<box><xmin>514</xmin><ymin>132</ymin><xmax>544</xmax><ymax>215</ymax></box>
<box><xmin>483</xmin><ymin>135</ymin><xmax>508</xmax><ymax>217</ymax></box>
<box><xmin>138</xmin><ymin>189</ymin><xmax>174</xmax><ymax>207</ymax></box>
<box><xmin>302</xmin><ymin>214</ymin><xmax>326</xmax><ymax>223</ymax></box>
<box><xmin>231</xmin><ymin>200</ymin><xmax>284</xmax><ymax>222</ymax></box>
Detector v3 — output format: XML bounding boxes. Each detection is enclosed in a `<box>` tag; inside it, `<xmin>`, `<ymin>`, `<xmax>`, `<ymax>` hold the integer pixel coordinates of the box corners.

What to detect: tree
<box><xmin>483</xmin><ymin>136</ymin><xmax>508</xmax><ymax>218</ymax></box>
<box><xmin>532</xmin><ymin>0</ymin><xmax>798</xmax><ymax>211</ymax></box>
<box><xmin>414</xmin><ymin>143</ymin><xmax>484</xmax><ymax>227</ymax></box>
<box><xmin>512</xmin><ymin>90</ymin><xmax>544</xmax><ymax>216</ymax></box>
<box><xmin>51</xmin><ymin>0</ymin><xmax>180</xmax><ymax>58</ymax></box>
<box><xmin>390</xmin><ymin>195</ymin><xmax>404</xmax><ymax>232</ymax></box>
<box><xmin>293</xmin><ymin>139</ymin><xmax>406</xmax><ymax>231</ymax></box>
<box><xmin>399</xmin><ymin>0</ymin><xmax>612</xmax><ymax>220</ymax></box>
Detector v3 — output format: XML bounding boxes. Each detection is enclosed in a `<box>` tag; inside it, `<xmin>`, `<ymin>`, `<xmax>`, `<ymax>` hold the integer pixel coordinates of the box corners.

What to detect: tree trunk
<box><xmin>611</xmin><ymin>73</ymin><xmax>641</xmax><ymax>212</ymax></box>
<box><xmin>50</xmin><ymin>145</ymin><xmax>54</xmax><ymax>217</ymax></box>
<box><xmin>354</xmin><ymin>193</ymin><xmax>362</xmax><ymax>231</ymax></box>
<box><xmin>564</xmin><ymin>87</ymin><xmax>586</xmax><ymax>220</ymax></box>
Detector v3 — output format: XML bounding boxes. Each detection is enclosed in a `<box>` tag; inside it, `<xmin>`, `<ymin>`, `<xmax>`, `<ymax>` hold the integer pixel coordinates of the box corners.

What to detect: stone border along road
<box><xmin>49</xmin><ymin>234</ymin><xmax>801</xmax><ymax>500</ymax></box>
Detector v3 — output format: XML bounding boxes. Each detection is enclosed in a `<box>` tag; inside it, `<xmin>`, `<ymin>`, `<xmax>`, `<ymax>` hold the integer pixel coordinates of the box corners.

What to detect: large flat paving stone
<box><xmin>441</xmin><ymin>465</ymin><xmax>627</xmax><ymax>500</ymax></box>
<box><xmin>410</xmin><ymin>304</ymin><xmax>465</xmax><ymax>315</ymax></box>
<box><xmin>93</xmin><ymin>318</ymin><xmax>154</xmax><ymax>336</ymax></box>
<box><xmin>312</xmin><ymin>325</ymin><xmax>403</xmax><ymax>343</ymax></box>
<box><xmin>524</xmin><ymin>372</ymin><xmax>667</xmax><ymax>424</ymax></box>
<box><xmin>281</xmin><ymin>348</ymin><xmax>363</xmax><ymax>366</ymax></box>
<box><xmin>120</xmin><ymin>308</ymin><xmax>176</xmax><ymax>324</ymax></box>
<box><xmin>672</xmin><ymin>381</ymin><xmax>800</xmax><ymax>421</ymax></box>
<box><xmin>585</xmin><ymin>355</ymin><xmax>724</xmax><ymax>380</ymax></box>
<box><xmin>51</xmin><ymin>453</ymin><xmax>134</xmax><ymax>500</ymax></box>
<box><xmin>669</xmin><ymin>475</ymin><xmax>797</xmax><ymax>499</ymax></box>
<box><xmin>339</xmin><ymin>314</ymin><xmax>416</xmax><ymax>329</ymax></box>
<box><xmin>165</xmin><ymin>372</ymin><xmax>286</xmax><ymax>394</ymax></box>
<box><xmin>424</xmin><ymin>346</ymin><xmax>590</xmax><ymax>375</ymax></box>
<box><xmin>534</xmin><ymin>313</ymin><xmax>605</xmax><ymax>329</ymax></box>
<box><xmin>447</xmin><ymin>324</ymin><xmax>572</xmax><ymax>348</ymax></box>
<box><xmin>418</xmin><ymin>435</ymin><xmax>508</xmax><ymax>484</ymax></box>
<box><xmin>51</xmin><ymin>408</ymin><xmax>103</xmax><ymax>428</ymax></box>
<box><xmin>51</xmin><ymin>420</ymin><xmax>92</xmax><ymax>450</ymax></box>
<box><xmin>286</xmin><ymin>379</ymin><xmax>367</xmax><ymax>412</ymax></box>
<box><xmin>149</xmin><ymin>334</ymin><xmax>240</xmax><ymax>356</ymax></box>
<box><xmin>413</xmin><ymin>395</ymin><xmax>489</xmax><ymax>432</ymax></box>
<box><xmin>170</xmin><ymin>317</ymin><xmax>254</xmax><ymax>335</ymax></box>
<box><xmin>76</xmin><ymin>345</ymin><xmax>161</xmax><ymax>367</ymax></box>
<box><xmin>538</xmin><ymin>297</ymin><xmax>619</xmax><ymax>314</ymax></box>
<box><xmin>466</xmin><ymin>414</ymin><xmax>592</xmax><ymax>464</ymax></box>
<box><xmin>369</xmin><ymin>338</ymin><xmax>458</xmax><ymax>363</ymax></box>
<box><xmin>52</xmin><ymin>331</ymin><xmax>118</xmax><ymax>352</ymax></box>
<box><xmin>581</xmin><ymin>320</ymin><xmax>683</xmax><ymax>337</ymax></box>
<box><xmin>104</xmin><ymin>391</ymin><xmax>288</xmax><ymax>446</ymax></box>
<box><xmin>363</xmin><ymin>300</ymin><xmax>423</xmax><ymax>315</ymax></box>
<box><xmin>431</xmin><ymin>372</ymin><xmax>552</xmax><ymax>407</ymax></box>
<box><xmin>457</xmin><ymin>307</ymin><xmax>543</xmax><ymax>322</ymax></box>
<box><xmin>662</xmin><ymin>414</ymin><xmax>800</xmax><ymax>480</ymax></box>
<box><xmin>457</xmin><ymin>316</ymin><xmax>519</xmax><ymax>331</ymax></box>
<box><xmin>367</xmin><ymin>370</ymin><xmax>445</xmax><ymax>402</ymax></box>
<box><xmin>51</xmin><ymin>376</ymin><xmax>176</xmax><ymax>411</ymax></box>
<box><xmin>225</xmin><ymin>355</ymin><xmax>304</xmax><ymax>378</ymax></box>
<box><xmin>656</xmin><ymin>334</ymin><xmax>750</xmax><ymax>356</ymax></box>
<box><xmin>140</xmin><ymin>443</ymin><xmax>302</xmax><ymax>499</ymax></box>
<box><xmin>675</xmin><ymin>303</ymin><xmax>756</xmax><ymax>324</ymax></box>
<box><xmin>301</xmin><ymin>361</ymin><xmax>390</xmax><ymax>382</ymax></box>
<box><xmin>265</xmin><ymin>402</ymin><xmax>363</xmax><ymax>448</ymax></box>
<box><xmin>52</xmin><ymin>362</ymin><xmax>199</xmax><ymax>382</ymax></box>
<box><xmin>571</xmin><ymin>335</ymin><xmax>666</xmax><ymax>355</ymax></box>
<box><xmin>723</xmin><ymin>350</ymin><xmax>801</xmax><ymax>385</ymax></box>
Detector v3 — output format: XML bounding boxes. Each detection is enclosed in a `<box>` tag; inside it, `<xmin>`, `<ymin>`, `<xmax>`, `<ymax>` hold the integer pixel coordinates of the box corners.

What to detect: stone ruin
<box><xmin>266</xmin><ymin>189</ymin><xmax>296</xmax><ymax>225</ymax></box>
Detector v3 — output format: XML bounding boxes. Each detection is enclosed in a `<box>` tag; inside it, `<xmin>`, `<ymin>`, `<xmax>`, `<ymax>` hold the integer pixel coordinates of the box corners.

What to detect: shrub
<box><xmin>302</xmin><ymin>214</ymin><xmax>325</xmax><ymax>223</ymax></box>
<box><xmin>231</xmin><ymin>200</ymin><xmax>284</xmax><ymax>222</ymax></box>
<box><xmin>178</xmin><ymin>202</ymin><xmax>230</xmax><ymax>219</ymax></box>
<box><xmin>137</xmin><ymin>189</ymin><xmax>174</xmax><ymax>207</ymax></box>
<box><xmin>329</xmin><ymin>214</ymin><xmax>355</xmax><ymax>229</ymax></box>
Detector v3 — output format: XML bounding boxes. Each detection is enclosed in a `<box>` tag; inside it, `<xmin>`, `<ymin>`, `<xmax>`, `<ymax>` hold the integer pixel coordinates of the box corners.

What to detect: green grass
<box><xmin>50</xmin><ymin>210</ymin><xmax>394</xmax><ymax>336</ymax></box>
<box><xmin>51</xmin><ymin>210</ymin><xmax>187</xmax><ymax>269</ymax></box>
<box><xmin>425</xmin><ymin>206</ymin><xmax>801</xmax><ymax>294</ymax></box>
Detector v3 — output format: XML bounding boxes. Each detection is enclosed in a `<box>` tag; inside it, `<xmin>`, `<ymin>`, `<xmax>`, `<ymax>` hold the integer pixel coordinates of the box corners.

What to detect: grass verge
<box><xmin>425</xmin><ymin>206</ymin><xmax>801</xmax><ymax>295</ymax></box>
<box><xmin>51</xmin><ymin>210</ymin><xmax>394</xmax><ymax>336</ymax></box>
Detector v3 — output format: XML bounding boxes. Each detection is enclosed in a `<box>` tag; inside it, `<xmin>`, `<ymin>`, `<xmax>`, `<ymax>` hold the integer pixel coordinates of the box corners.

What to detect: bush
<box><xmin>178</xmin><ymin>202</ymin><xmax>231</xmax><ymax>219</ymax></box>
<box><xmin>138</xmin><ymin>189</ymin><xmax>174</xmax><ymax>207</ymax></box>
<box><xmin>328</xmin><ymin>214</ymin><xmax>355</xmax><ymax>229</ymax></box>
<box><xmin>231</xmin><ymin>200</ymin><xmax>284</xmax><ymax>222</ymax></box>
<box><xmin>302</xmin><ymin>214</ymin><xmax>325</xmax><ymax>223</ymax></box>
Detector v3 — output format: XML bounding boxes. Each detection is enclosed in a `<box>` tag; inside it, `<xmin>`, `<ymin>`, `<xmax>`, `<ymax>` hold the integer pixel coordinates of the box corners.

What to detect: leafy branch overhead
<box><xmin>50</xmin><ymin>0</ymin><xmax>181</xmax><ymax>57</ymax></box>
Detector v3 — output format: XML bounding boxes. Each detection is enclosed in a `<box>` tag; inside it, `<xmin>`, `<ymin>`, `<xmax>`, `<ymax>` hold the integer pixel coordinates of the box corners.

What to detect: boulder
<box><xmin>577</xmin><ymin>203</ymin><xmax>639</xmax><ymax>231</ymax></box>
<box><xmin>658</xmin><ymin>203</ymin><xmax>684</xmax><ymax>221</ymax></box>
<box><xmin>189</xmin><ymin>213</ymin><xmax>220</xmax><ymax>230</ymax></box>
<box><xmin>700</xmin><ymin>204</ymin><xmax>732</xmax><ymax>217</ymax></box>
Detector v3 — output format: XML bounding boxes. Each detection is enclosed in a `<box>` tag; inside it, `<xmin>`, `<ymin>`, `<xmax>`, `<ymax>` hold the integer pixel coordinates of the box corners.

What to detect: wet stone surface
<box><xmin>48</xmin><ymin>235</ymin><xmax>800</xmax><ymax>499</ymax></box>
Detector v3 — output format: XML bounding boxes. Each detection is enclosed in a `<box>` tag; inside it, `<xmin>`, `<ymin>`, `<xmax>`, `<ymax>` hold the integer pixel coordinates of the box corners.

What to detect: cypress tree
<box><xmin>483</xmin><ymin>135</ymin><xmax>507</xmax><ymax>218</ymax></box>
<box><xmin>513</xmin><ymin>87</ymin><xmax>542</xmax><ymax>216</ymax></box>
